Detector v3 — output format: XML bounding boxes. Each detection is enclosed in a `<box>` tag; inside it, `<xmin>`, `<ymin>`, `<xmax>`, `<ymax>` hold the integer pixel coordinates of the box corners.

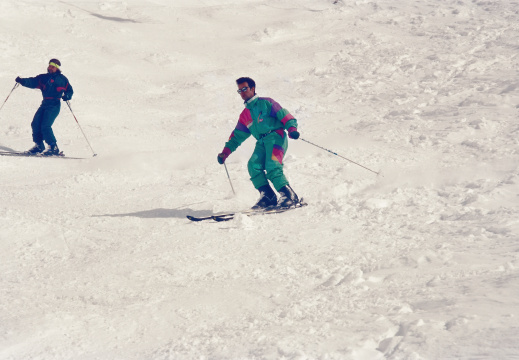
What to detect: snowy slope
<box><xmin>1</xmin><ymin>0</ymin><xmax>518</xmax><ymax>359</ymax></box>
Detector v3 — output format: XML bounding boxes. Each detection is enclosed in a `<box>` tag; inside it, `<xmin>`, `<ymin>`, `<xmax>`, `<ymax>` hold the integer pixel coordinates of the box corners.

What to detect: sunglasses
<box><xmin>237</xmin><ymin>86</ymin><xmax>249</xmax><ymax>94</ymax></box>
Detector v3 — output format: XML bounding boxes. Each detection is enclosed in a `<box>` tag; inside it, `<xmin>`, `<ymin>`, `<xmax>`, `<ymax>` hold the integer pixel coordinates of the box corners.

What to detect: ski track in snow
<box><xmin>1</xmin><ymin>0</ymin><xmax>519</xmax><ymax>359</ymax></box>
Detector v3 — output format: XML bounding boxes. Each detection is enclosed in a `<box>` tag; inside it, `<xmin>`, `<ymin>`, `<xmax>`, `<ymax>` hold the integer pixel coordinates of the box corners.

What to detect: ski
<box><xmin>186</xmin><ymin>214</ymin><xmax>216</xmax><ymax>222</ymax></box>
<box><xmin>0</xmin><ymin>150</ymin><xmax>85</xmax><ymax>160</ymax></box>
<box><xmin>186</xmin><ymin>207</ymin><xmax>260</xmax><ymax>222</ymax></box>
<box><xmin>213</xmin><ymin>200</ymin><xmax>307</xmax><ymax>221</ymax></box>
<box><xmin>186</xmin><ymin>199</ymin><xmax>307</xmax><ymax>222</ymax></box>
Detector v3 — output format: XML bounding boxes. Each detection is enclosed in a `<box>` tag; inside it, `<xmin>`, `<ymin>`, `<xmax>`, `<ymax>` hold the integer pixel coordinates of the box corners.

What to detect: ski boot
<box><xmin>277</xmin><ymin>184</ymin><xmax>299</xmax><ymax>208</ymax></box>
<box><xmin>26</xmin><ymin>143</ymin><xmax>45</xmax><ymax>154</ymax></box>
<box><xmin>252</xmin><ymin>184</ymin><xmax>278</xmax><ymax>210</ymax></box>
<box><xmin>42</xmin><ymin>144</ymin><xmax>60</xmax><ymax>156</ymax></box>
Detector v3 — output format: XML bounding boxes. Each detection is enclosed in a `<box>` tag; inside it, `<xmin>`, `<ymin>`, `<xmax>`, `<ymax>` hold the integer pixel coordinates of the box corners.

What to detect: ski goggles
<box><xmin>237</xmin><ymin>86</ymin><xmax>249</xmax><ymax>94</ymax></box>
<box><xmin>49</xmin><ymin>62</ymin><xmax>60</xmax><ymax>69</ymax></box>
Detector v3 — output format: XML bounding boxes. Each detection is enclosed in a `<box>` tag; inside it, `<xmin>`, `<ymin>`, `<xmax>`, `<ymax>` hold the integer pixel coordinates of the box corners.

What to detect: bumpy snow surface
<box><xmin>1</xmin><ymin>1</ymin><xmax>518</xmax><ymax>359</ymax></box>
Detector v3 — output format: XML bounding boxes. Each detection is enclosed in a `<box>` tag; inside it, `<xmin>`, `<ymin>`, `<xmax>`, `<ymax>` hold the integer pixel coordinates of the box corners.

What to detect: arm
<box><xmin>16</xmin><ymin>75</ymin><xmax>41</xmax><ymax>89</ymax></box>
<box><xmin>217</xmin><ymin>109</ymin><xmax>253</xmax><ymax>164</ymax></box>
<box><xmin>268</xmin><ymin>98</ymin><xmax>299</xmax><ymax>139</ymax></box>
<box><xmin>58</xmin><ymin>75</ymin><xmax>73</xmax><ymax>101</ymax></box>
<box><xmin>62</xmin><ymin>82</ymin><xmax>73</xmax><ymax>101</ymax></box>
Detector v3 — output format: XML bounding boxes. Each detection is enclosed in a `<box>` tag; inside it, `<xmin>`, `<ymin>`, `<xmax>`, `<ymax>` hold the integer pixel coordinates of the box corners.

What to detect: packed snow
<box><xmin>1</xmin><ymin>0</ymin><xmax>518</xmax><ymax>359</ymax></box>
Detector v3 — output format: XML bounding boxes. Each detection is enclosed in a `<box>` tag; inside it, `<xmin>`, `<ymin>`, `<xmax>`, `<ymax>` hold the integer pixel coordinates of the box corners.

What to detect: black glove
<box><xmin>15</xmin><ymin>76</ymin><xmax>22</xmax><ymax>84</ymax></box>
<box><xmin>217</xmin><ymin>153</ymin><xmax>227</xmax><ymax>164</ymax></box>
<box><xmin>289</xmin><ymin>130</ymin><xmax>300</xmax><ymax>139</ymax></box>
<box><xmin>62</xmin><ymin>96</ymin><xmax>71</xmax><ymax>101</ymax></box>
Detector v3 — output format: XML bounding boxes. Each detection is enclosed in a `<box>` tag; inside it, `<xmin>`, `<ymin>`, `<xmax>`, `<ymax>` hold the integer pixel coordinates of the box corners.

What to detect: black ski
<box><xmin>186</xmin><ymin>199</ymin><xmax>307</xmax><ymax>222</ymax></box>
<box><xmin>186</xmin><ymin>207</ymin><xmax>260</xmax><ymax>222</ymax></box>
<box><xmin>186</xmin><ymin>214</ymin><xmax>216</xmax><ymax>222</ymax></box>
<box><xmin>213</xmin><ymin>200</ymin><xmax>307</xmax><ymax>221</ymax></box>
<box><xmin>0</xmin><ymin>150</ymin><xmax>85</xmax><ymax>160</ymax></box>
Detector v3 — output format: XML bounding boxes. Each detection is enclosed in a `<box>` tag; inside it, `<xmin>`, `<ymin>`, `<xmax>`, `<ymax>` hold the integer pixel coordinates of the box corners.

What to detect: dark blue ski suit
<box><xmin>18</xmin><ymin>71</ymin><xmax>73</xmax><ymax>146</ymax></box>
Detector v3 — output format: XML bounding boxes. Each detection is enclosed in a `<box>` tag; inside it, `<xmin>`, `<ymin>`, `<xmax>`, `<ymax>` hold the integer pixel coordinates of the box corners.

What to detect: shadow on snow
<box><xmin>94</xmin><ymin>207</ymin><xmax>214</xmax><ymax>219</ymax></box>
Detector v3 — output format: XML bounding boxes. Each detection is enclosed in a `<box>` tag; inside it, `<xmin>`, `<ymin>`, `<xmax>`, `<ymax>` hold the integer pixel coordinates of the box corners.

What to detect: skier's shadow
<box><xmin>94</xmin><ymin>203</ymin><xmax>213</xmax><ymax>219</ymax></box>
<box><xmin>0</xmin><ymin>145</ymin><xmax>16</xmax><ymax>152</ymax></box>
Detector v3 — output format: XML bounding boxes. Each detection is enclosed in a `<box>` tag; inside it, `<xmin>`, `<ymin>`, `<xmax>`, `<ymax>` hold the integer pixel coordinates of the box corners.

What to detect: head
<box><xmin>236</xmin><ymin>77</ymin><xmax>256</xmax><ymax>101</ymax></box>
<box><xmin>48</xmin><ymin>58</ymin><xmax>61</xmax><ymax>74</ymax></box>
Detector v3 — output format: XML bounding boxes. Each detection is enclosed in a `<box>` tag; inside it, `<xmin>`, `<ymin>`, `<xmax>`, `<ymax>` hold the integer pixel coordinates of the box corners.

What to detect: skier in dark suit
<box><xmin>16</xmin><ymin>59</ymin><xmax>74</xmax><ymax>156</ymax></box>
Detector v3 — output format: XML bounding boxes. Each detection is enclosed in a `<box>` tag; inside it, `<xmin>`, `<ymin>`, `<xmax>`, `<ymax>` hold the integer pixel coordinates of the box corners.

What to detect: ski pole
<box><xmin>65</xmin><ymin>100</ymin><xmax>97</xmax><ymax>157</ymax></box>
<box><xmin>224</xmin><ymin>163</ymin><xmax>236</xmax><ymax>195</ymax></box>
<box><xmin>300</xmin><ymin>137</ymin><xmax>380</xmax><ymax>176</ymax></box>
<box><xmin>0</xmin><ymin>83</ymin><xmax>19</xmax><ymax>113</ymax></box>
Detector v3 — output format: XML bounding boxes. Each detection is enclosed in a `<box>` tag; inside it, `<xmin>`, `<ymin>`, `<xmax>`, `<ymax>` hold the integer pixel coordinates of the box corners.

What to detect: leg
<box><xmin>41</xmin><ymin>104</ymin><xmax>60</xmax><ymax>146</ymax></box>
<box><xmin>263</xmin><ymin>133</ymin><xmax>289</xmax><ymax>191</ymax></box>
<box><xmin>264</xmin><ymin>133</ymin><xmax>299</xmax><ymax>207</ymax></box>
<box><xmin>31</xmin><ymin>107</ymin><xmax>45</xmax><ymax>145</ymax></box>
<box><xmin>248</xmin><ymin>140</ymin><xmax>278</xmax><ymax>209</ymax></box>
<box><xmin>248</xmin><ymin>141</ymin><xmax>269</xmax><ymax>189</ymax></box>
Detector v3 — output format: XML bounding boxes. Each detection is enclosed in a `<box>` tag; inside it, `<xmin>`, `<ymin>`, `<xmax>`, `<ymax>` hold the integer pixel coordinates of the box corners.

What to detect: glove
<box><xmin>289</xmin><ymin>131</ymin><xmax>300</xmax><ymax>139</ymax></box>
<box><xmin>62</xmin><ymin>95</ymin><xmax>71</xmax><ymax>101</ymax></box>
<box><xmin>288</xmin><ymin>127</ymin><xmax>300</xmax><ymax>139</ymax></box>
<box><xmin>217</xmin><ymin>153</ymin><xmax>227</xmax><ymax>164</ymax></box>
<box><xmin>15</xmin><ymin>76</ymin><xmax>22</xmax><ymax>84</ymax></box>
<box><xmin>217</xmin><ymin>147</ymin><xmax>231</xmax><ymax>164</ymax></box>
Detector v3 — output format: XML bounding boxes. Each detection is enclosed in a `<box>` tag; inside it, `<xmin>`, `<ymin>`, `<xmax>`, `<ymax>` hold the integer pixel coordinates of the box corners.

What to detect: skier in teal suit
<box><xmin>218</xmin><ymin>77</ymin><xmax>301</xmax><ymax>209</ymax></box>
<box><xmin>16</xmin><ymin>59</ymin><xmax>73</xmax><ymax>156</ymax></box>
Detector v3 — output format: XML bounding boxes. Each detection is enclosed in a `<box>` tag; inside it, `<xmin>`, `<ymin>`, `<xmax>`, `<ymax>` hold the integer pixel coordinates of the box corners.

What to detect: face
<box><xmin>47</xmin><ymin>64</ymin><xmax>58</xmax><ymax>73</ymax></box>
<box><xmin>237</xmin><ymin>82</ymin><xmax>255</xmax><ymax>101</ymax></box>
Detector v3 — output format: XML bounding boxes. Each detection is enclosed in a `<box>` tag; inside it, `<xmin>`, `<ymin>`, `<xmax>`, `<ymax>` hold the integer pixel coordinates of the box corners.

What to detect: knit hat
<box><xmin>49</xmin><ymin>59</ymin><xmax>61</xmax><ymax>69</ymax></box>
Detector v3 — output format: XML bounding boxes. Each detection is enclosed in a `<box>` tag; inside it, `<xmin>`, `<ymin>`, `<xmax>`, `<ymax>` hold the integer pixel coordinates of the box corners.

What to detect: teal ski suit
<box><xmin>220</xmin><ymin>95</ymin><xmax>298</xmax><ymax>191</ymax></box>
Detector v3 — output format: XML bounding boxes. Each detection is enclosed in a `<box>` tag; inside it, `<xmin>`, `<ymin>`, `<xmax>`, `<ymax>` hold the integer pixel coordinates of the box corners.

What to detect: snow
<box><xmin>1</xmin><ymin>0</ymin><xmax>518</xmax><ymax>358</ymax></box>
